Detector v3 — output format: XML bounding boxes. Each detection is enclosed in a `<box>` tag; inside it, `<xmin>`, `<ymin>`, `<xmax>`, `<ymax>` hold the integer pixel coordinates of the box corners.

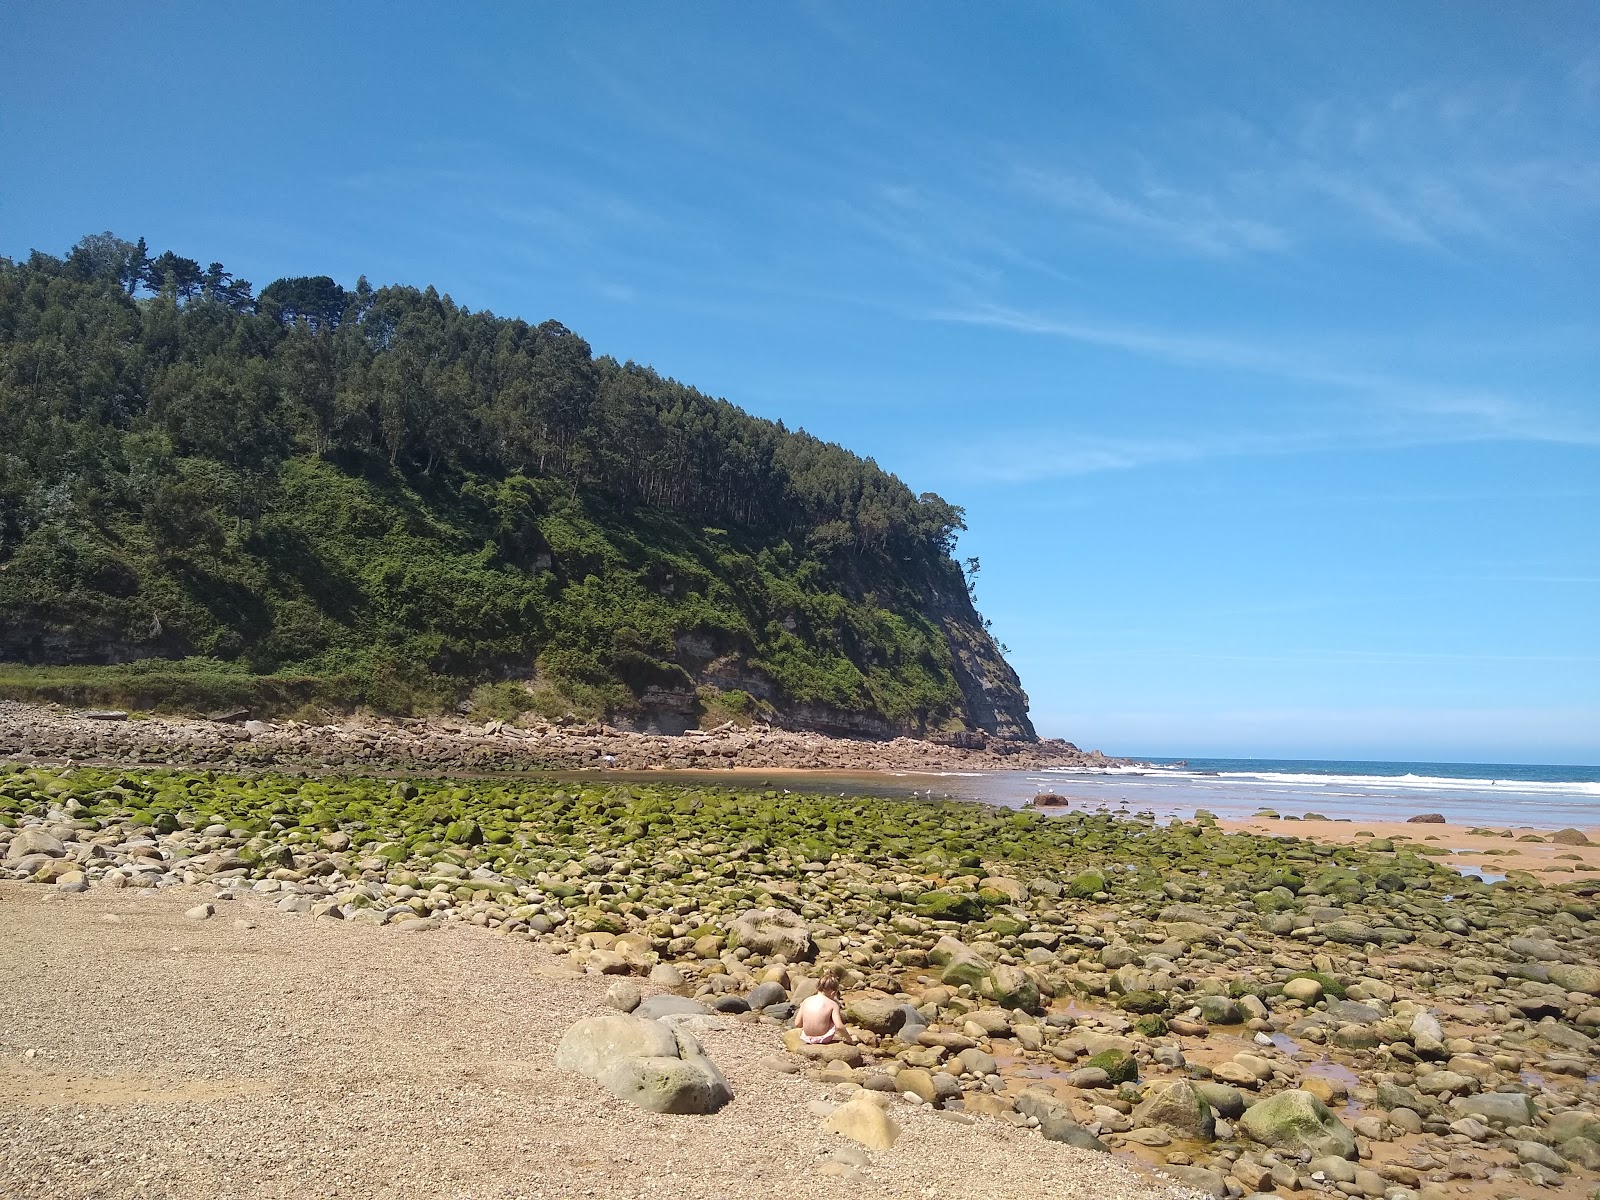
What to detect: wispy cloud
<box><xmin>945</xmin><ymin>429</ymin><xmax>1343</xmax><ymax>483</ymax></box>
<box><xmin>929</xmin><ymin>303</ymin><xmax>1600</xmax><ymax>468</ymax></box>
<box><xmin>1015</xmin><ymin>167</ymin><xmax>1290</xmax><ymax>255</ymax></box>
<box><xmin>1000</xmin><ymin>75</ymin><xmax>1599</xmax><ymax>259</ymax></box>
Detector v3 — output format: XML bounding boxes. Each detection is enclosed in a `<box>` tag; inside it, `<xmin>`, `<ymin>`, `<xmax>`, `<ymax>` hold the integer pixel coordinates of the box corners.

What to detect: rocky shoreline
<box><xmin>0</xmin><ymin>700</ymin><xmax>1112</xmax><ymax>774</ymax></box>
<box><xmin>3</xmin><ymin>761</ymin><xmax>1599</xmax><ymax>1200</ymax></box>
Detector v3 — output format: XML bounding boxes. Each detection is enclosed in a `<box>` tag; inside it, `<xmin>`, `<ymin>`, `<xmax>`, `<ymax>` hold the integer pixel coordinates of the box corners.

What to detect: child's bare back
<box><xmin>794</xmin><ymin>975</ymin><xmax>850</xmax><ymax>1044</ymax></box>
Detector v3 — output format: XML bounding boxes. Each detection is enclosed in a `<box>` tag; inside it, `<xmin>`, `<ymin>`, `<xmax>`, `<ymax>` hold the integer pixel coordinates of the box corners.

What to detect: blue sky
<box><xmin>4</xmin><ymin>3</ymin><xmax>1597</xmax><ymax>762</ymax></box>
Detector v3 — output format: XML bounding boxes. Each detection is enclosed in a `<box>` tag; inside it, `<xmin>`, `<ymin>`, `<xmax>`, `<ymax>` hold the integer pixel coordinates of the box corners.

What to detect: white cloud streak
<box><xmin>927</xmin><ymin>304</ymin><xmax>1600</xmax><ymax>477</ymax></box>
<box><xmin>1014</xmin><ymin>167</ymin><xmax>1290</xmax><ymax>255</ymax></box>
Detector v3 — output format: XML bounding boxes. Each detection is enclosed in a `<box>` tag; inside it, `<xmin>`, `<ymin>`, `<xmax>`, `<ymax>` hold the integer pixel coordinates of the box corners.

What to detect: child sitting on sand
<box><xmin>794</xmin><ymin>971</ymin><xmax>852</xmax><ymax>1045</ymax></box>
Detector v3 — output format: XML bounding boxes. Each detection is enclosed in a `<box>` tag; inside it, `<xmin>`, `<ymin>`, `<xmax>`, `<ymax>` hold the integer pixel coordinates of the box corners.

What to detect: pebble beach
<box><xmin>3</xmin><ymin>705</ymin><xmax>1599</xmax><ymax>1200</ymax></box>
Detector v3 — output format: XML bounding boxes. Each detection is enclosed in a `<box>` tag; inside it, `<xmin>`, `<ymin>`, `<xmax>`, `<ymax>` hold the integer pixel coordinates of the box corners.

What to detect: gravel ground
<box><xmin>0</xmin><ymin>882</ymin><xmax>1189</xmax><ymax>1200</ymax></box>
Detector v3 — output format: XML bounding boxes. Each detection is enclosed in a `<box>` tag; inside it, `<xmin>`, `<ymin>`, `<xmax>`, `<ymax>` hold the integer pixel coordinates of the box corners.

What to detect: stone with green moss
<box><xmin>1117</xmin><ymin>989</ymin><xmax>1168</xmax><ymax>1015</ymax></box>
<box><xmin>1067</xmin><ymin>871</ymin><xmax>1106</xmax><ymax>899</ymax></box>
<box><xmin>1285</xmin><ymin>971</ymin><xmax>1346</xmax><ymax>1000</ymax></box>
<box><xmin>915</xmin><ymin>890</ymin><xmax>983</xmax><ymax>922</ymax></box>
<box><xmin>1086</xmin><ymin>1049</ymin><xmax>1138</xmax><ymax>1084</ymax></box>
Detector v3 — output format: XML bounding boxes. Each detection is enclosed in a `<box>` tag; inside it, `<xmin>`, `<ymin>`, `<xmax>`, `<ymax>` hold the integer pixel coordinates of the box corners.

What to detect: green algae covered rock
<box><xmin>1067</xmin><ymin>870</ymin><xmax>1107</xmax><ymax>899</ymax></box>
<box><xmin>1086</xmin><ymin>1048</ymin><xmax>1138</xmax><ymax>1084</ymax></box>
<box><xmin>915</xmin><ymin>890</ymin><xmax>984</xmax><ymax>922</ymax></box>
<box><xmin>1196</xmin><ymin>994</ymin><xmax>1243</xmax><ymax>1025</ymax></box>
<box><xmin>1285</xmin><ymin>970</ymin><xmax>1346</xmax><ymax>1000</ymax></box>
<box><xmin>1117</xmin><ymin>989</ymin><xmax>1169</xmax><ymax>1015</ymax></box>
<box><xmin>940</xmin><ymin>949</ymin><xmax>993</xmax><ymax>990</ymax></box>
<box><xmin>1240</xmin><ymin>1089</ymin><xmax>1356</xmax><ymax>1160</ymax></box>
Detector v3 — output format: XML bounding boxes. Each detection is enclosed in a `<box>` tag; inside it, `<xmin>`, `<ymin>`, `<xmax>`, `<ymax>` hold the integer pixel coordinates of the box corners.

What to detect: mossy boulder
<box><xmin>986</xmin><ymin>914</ymin><xmax>1029</xmax><ymax>938</ymax></box>
<box><xmin>574</xmin><ymin>906</ymin><xmax>626</xmax><ymax>935</ymax></box>
<box><xmin>915</xmin><ymin>890</ymin><xmax>984</xmax><ymax>922</ymax></box>
<box><xmin>1239</xmin><ymin>1089</ymin><xmax>1355</xmax><ymax>1160</ymax></box>
<box><xmin>1086</xmin><ymin>1049</ymin><xmax>1138</xmax><ymax>1084</ymax></box>
<box><xmin>1253</xmin><ymin>887</ymin><xmax>1297</xmax><ymax>913</ymax></box>
<box><xmin>1195</xmin><ymin>994</ymin><xmax>1244</xmax><ymax>1025</ymax></box>
<box><xmin>940</xmin><ymin>949</ymin><xmax>993</xmax><ymax>990</ymax></box>
<box><xmin>1117</xmin><ymin>989</ymin><xmax>1169</xmax><ymax>1015</ymax></box>
<box><xmin>1067</xmin><ymin>871</ymin><xmax>1107</xmax><ymax>899</ymax></box>
<box><xmin>1285</xmin><ymin>970</ymin><xmax>1346</xmax><ymax>1000</ymax></box>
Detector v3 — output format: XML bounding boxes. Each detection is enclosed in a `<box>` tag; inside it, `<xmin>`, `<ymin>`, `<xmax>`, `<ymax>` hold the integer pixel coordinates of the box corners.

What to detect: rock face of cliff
<box><xmin>917</xmin><ymin>566</ymin><xmax>1035</xmax><ymax>742</ymax></box>
<box><xmin>613</xmin><ymin>561</ymin><xmax>1034</xmax><ymax>740</ymax></box>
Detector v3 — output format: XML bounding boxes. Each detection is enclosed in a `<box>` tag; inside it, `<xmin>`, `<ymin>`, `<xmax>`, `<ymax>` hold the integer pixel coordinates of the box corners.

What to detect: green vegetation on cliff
<box><xmin>0</xmin><ymin>234</ymin><xmax>1031</xmax><ymax>734</ymax></box>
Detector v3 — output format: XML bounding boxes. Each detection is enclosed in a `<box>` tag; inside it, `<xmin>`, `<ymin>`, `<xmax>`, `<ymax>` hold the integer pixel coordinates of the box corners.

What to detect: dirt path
<box><xmin>0</xmin><ymin>882</ymin><xmax>1187</xmax><ymax>1200</ymax></box>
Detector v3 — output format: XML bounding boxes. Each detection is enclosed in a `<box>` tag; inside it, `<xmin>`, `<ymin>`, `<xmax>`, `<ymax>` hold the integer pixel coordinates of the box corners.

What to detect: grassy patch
<box><xmin>0</xmin><ymin>659</ymin><xmax>442</xmax><ymax>717</ymax></box>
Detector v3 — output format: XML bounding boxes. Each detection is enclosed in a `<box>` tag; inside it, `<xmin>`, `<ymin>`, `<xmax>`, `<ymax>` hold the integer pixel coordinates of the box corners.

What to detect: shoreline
<box><xmin>4</xmin><ymin>700</ymin><xmax>1597</xmax><ymax>836</ymax></box>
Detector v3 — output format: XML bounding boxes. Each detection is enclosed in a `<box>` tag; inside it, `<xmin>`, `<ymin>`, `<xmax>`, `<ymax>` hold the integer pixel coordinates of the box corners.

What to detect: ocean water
<box><xmin>921</xmin><ymin>757</ymin><xmax>1600</xmax><ymax>829</ymax></box>
<box><xmin>575</xmin><ymin>757</ymin><xmax>1600</xmax><ymax>830</ymax></box>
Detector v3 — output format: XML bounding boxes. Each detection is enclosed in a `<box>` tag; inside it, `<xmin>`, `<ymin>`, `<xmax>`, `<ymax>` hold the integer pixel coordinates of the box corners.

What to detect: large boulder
<box><xmin>844</xmin><ymin>995</ymin><xmax>906</xmax><ymax>1036</ymax></box>
<box><xmin>1548</xmin><ymin>1111</ymin><xmax>1600</xmax><ymax>1145</ymax></box>
<box><xmin>824</xmin><ymin>1096</ymin><xmax>900</xmax><ymax>1149</ymax></box>
<box><xmin>1561</xmin><ymin>1137</ymin><xmax>1600</xmax><ymax>1170</ymax></box>
<box><xmin>939</xmin><ymin>949</ymin><xmax>993</xmax><ymax>990</ymax></box>
<box><xmin>1135</xmin><ymin>1080</ymin><xmax>1216</xmax><ymax>1140</ymax></box>
<box><xmin>1450</xmin><ymin>1091</ymin><xmax>1536</xmax><ymax>1127</ymax></box>
<box><xmin>747</xmin><ymin>981</ymin><xmax>788</xmax><ymax>1010</ymax></box>
<box><xmin>978</xmin><ymin>876</ymin><xmax>1028</xmax><ymax>903</ymax></box>
<box><xmin>1547</xmin><ymin>964</ymin><xmax>1600</xmax><ymax>996</ymax></box>
<box><xmin>1195</xmin><ymin>995</ymin><xmax>1244</xmax><ymax>1025</ymax></box>
<box><xmin>600</xmin><ymin>1054</ymin><xmax>724</xmax><ymax>1114</ymax></box>
<box><xmin>1192</xmin><ymin>1082</ymin><xmax>1246</xmax><ymax>1120</ymax></box>
<box><xmin>1085</xmin><ymin>1048</ymin><xmax>1139</xmax><ymax>1084</ymax></box>
<box><xmin>915</xmin><ymin>891</ymin><xmax>984</xmax><ymax>922</ymax></box>
<box><xmin>1067</xmin><ymin>870</ymin><xmax>1106</xmax><ymax>899</ymax></box>
<box><xmin>983</xmin><ymin>964</ymin><xmax>1040</xmax><ymax>1011</ymax></box>
<box><xmin>5</xmin><ymin>828</ymin><xmax>64</xmax><ymax>860</ymax></box>
<box><xmin>555</xmin><ymin>1013</ymin><xmax>678</xmax><ymax>1078</ymax></box>
<box><xmin>1015</xmin><ymin>1090</ymin><xmax>1110</xmax><ymax>1151</ymax></box>
<box><xmin>556</xmin><ymin>1014</ymin><xmax>731</xmax><ymax>1114</ymax></box>
<box><xmin>728</xmin><ymin>908</ymin><xmax>814</xmax><ymax>961</ymax></box>
<box><xmin>1239</xmin><ymin>1089</ymin><xmax>1356</xmax><ymax>1160</ymax></box>
<box><xmin>1319</xmin><ymin>919</ymin><xmax>1376</xmax><ymax>946</ymax></box>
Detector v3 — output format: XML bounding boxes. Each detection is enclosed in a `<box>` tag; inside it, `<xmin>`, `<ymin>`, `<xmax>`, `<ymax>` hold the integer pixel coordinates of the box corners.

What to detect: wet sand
<box><xmin>1219</xmin><ymin>816</ymin><xmax>1600</xmax><ymax>883</ymax></box>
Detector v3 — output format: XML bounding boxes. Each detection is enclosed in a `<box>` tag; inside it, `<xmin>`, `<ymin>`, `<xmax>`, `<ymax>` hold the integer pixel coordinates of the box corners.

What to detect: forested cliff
<box><xmin>0</xmin><ymin>234</ymin><xmax>1034</xmax><ymax>738</ymax></box>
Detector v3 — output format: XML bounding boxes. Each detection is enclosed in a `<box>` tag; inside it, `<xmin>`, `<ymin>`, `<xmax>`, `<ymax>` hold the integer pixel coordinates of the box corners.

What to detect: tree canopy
<box><xmin>0</xmin><ymin>233</ymin><xmax>1027</xmax><ymax>735</ymax></box>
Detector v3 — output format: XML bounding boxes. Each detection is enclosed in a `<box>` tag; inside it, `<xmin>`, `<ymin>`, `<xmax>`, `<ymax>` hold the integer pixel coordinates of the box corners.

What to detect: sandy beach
<box><xmin>0</xmin><ymin>881</ymin><xmax>1185</xmax><ymax>1200</ymax></box>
